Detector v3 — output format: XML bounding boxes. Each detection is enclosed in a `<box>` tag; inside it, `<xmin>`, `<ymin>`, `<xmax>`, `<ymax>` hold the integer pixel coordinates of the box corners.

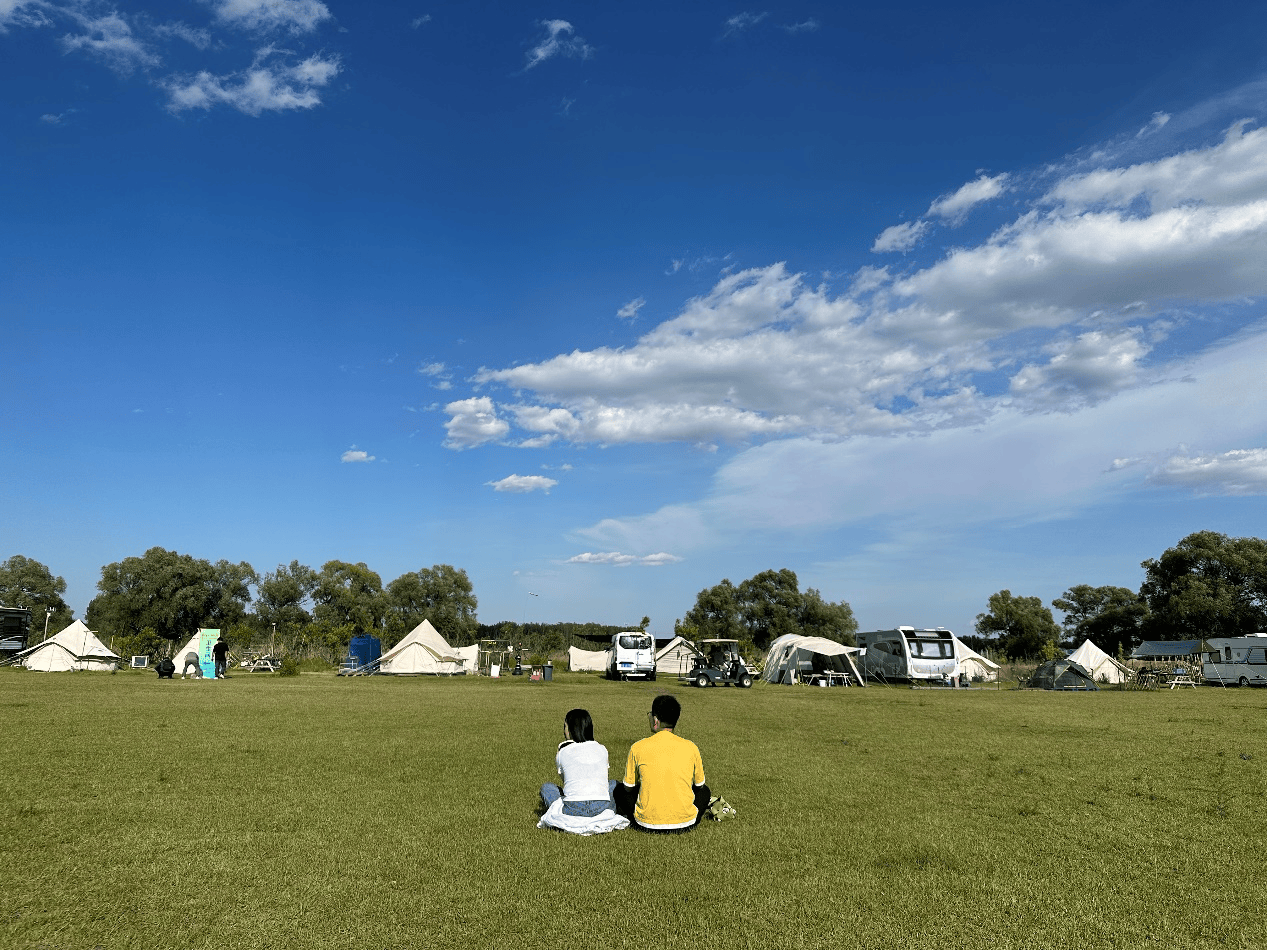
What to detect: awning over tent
<box><xmin>568</xmin><ymin>646</ymin><xmax>609</xmax><ymax>672</ymax></box>
<box><xmin>1132</xmin><ymin>640</ymin><xmax>1201</xmax><ymax>660</ymax></box>
<box><xmin>1067</xmin><ymin>639</ymin><xmax>1134</xmax><ymax>684</ymax></box>
<box><xmin>16</xmin><ymin>620</ymin><xmax>120</xmax><ymax>672</ymax></box>
<box><xmin>762</xmin><ymin>634</ymin><xmax>864</xmax><ymax>686</ymax></box>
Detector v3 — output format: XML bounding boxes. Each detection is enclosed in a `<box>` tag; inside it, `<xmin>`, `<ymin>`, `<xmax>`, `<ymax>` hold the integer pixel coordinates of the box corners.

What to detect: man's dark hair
<box><xmin>651</xmin><ymin>694</ymin><xmax>680</xmax><ymax>727</ymax></box>
<box><xmin>564</xmin><ymin>707</ymin><xmax>595</xmax><ymax>743</ymax></box>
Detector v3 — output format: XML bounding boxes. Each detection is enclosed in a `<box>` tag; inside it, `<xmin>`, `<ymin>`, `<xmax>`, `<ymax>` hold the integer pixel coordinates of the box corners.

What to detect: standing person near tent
<box><xmin>615</xmin><ymin>694</ymin><xmax>709</xmax><ymax>833</ymax></box>
<box><xmin>540</xmin><ymin>708</ymin><xmax>618</xmax><ymax>815</ymax></box>
<box><xmin>212</xmin><ymin>634</ymin><xmax>228</xmax><ymax>679</ymax></box>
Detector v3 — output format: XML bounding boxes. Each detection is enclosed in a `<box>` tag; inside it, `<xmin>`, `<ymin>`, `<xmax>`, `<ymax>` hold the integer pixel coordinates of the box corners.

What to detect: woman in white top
<box><xmin>540</xmin><ymin>708</ymin><xmax>618</xmax><ymax>818</ymax></box>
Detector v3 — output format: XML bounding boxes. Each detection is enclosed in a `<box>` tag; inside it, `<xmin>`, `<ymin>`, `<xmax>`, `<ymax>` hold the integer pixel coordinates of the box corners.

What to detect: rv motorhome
<box><xmin>1201</xmin><ymin>634</ymin><xmax>1267</xmax><ymax>687</ymax></box>
<box><xmin>855</xmin><ymin>627</ymin><xmax>958</xmax><ymax>683</ymax></box>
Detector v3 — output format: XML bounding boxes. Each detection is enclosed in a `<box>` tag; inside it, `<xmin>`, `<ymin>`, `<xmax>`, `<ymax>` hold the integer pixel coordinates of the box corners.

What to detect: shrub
<box><xmin>277</xmin><ymin>656</ymin><xmax>300</xmax><ymax>677</ymax></box>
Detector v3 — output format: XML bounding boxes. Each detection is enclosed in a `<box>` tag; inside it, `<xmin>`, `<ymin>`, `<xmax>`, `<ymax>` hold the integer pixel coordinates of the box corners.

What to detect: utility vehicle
<box><xmin>688</xmin><ymin>639</ymin><xmax>754</xmax><ymax>688</ymax></box>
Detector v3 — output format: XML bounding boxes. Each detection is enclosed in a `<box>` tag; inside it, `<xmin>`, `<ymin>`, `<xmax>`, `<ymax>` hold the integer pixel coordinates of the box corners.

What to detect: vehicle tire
<box><xmin>695</xmin><ymin>673</ymin><xmax>710</xmax><ymax>688</ymax></box>
<box><xmin>649</xmin><ymin>672</ymin><xmax>657</xmax><ymax>682</ymax></box>
<box><xmin>1239</xmin><ymin>676</ymin><xmax>1249</xmax><ymax>687</ymax></box>
<box><xmin>740</xmin><ymin>674</ymin><xmax>753</xmax><ymax>688</ymax></box>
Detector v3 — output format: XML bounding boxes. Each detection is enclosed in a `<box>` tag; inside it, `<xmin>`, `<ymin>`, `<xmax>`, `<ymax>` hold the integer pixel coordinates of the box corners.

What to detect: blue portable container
<box><xmin>347</xmin><ymin>635</ymin><xmax>382</xmax><ymax>670</ymax></box>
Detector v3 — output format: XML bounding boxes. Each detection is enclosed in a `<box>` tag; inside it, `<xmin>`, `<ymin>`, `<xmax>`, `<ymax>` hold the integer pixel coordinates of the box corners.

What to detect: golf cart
<box><xmin>688</xmin><ymin>639</ymin><xmax>754</xmax><ymax>688</ymax></box>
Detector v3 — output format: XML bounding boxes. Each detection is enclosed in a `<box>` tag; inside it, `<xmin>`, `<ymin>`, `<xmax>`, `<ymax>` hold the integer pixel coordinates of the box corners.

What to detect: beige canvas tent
<box><xmin>17</xmin><ymin>620</ymin><xmax>120</xmax><ymax>672</ymax></box>
<box><xmin>762</xmin><ymin>634</ymin><xmax>864</xmax><ymax>685</ymax></box>
<box><xmin>568</xmin><ymin>645</ymin><xmax>609</xmax><ymax>672</ymax></box>
<box><xmin>1067</xmin><ymin>639</ymin><xmax>1134</xmax><ymax>684</ymax></box>
<box><xmin>655</xmin><ymin>636</ymin><xmax>700</xmax><ymax>676</ymax></box>
<box><xmin>953</xmin><ymin>635</ymin><xmax>1000</xmax><ymax>682</ymax></box>
<box><xmin>378</xmin><ymin>619</ymin><xmax>468</xmax><ymax>675</ymax></box>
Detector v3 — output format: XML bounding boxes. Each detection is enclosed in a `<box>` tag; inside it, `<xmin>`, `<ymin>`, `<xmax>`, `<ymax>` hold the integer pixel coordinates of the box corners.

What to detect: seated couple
<box><xmin>537</xmin><ymin>695</ymin><xmax>710</xmax><ymax>835</ymax></box>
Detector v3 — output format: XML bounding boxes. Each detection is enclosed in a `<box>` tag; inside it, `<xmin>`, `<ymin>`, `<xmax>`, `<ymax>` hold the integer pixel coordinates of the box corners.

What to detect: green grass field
<box><xmin>2</xmin><ymin>669</ymin><xmax>1263</xmax><ymax>950</ymax></box>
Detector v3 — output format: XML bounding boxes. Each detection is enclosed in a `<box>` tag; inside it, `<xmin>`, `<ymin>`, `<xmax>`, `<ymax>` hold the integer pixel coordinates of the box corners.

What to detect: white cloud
<box><xmin>153</xmin><ymin>21</ymin><xmax>212</xmax><ymax>49</ymax></box>
<box><xmin>0</xmin><ymin>0</ymin><xmax>50</xmax><ymax>32</ymax></box>
<box><xmin>488</xmin><ymin>474</ymin><xmax>558</xmax><ymax>493</ymax></box>
<box><xmin>410</xmin><ymin>14</ymin><xmax>431</xmax><ymax>29</ymax></box>
<box><xmin>872</xmin><ymin>219</ymin><xmax>928</xmax><ymax>253</ymax></box>
<box><xmin>566</xmin><ymin>551</ymin><xmax>682</xmax><ymax>566</ymax></box>
<box><xmin>1137</xmin><ymin>111</ymin><xmax>1170</xmax><ymax>138</ymax></box>
<box><xmin>927</xmin><ymin>172</ymin><xmax>1008</xmax><ymax>221</ymax></box>
<box><xmin>722</xmin><ymin>11</ymin><xmax>768</xmax><ymax>37</ymax></box>
<box><xmin>40</xmin><ymin>108</ymin><xmax>75</xmax><ymax>124</ymax></box>
<box><xmin>781</xmin><ymin>18</ymin><xmax>819</xmax><ymax>33</ymax></box>
<box><xmin>341</xmin><ymin>446</ymin><xmax>375</xmax><ymax>463</ymax></box>
<box><xmin>524</xmin><ymin>19</ymin><xmax>592</xmax><ymax>70</ymax></box>
<box><xmin>1147</xmin><ymin>448</ymin><xmax>1267</xmax><ymax>495</ymax></box>
<box><xmin>61</xmin><ymin>9</ymin><xmax>159</xmax><ymax>73</ymax></box>
<box><xmin>617</xmin><ymin>296</ymin><xmax>645</xmax><ymax>321</ymax></box>
<box><xmin>1007</xmin><ymin>328</ymin><xmax>1149</xmax><ymax>408</ymax></box>
<box><xmin>164</xmin><ymin>49</ymin><xmax>341</xmax><ymax>115</ymax></box>
<box><xmin>210</xmin><ymin>0</ymin><xmax>331</xmax><ymax>34</ymax></box>
<box><xmin>443</xmin><ymin>396</ymin><xmax>509</xmax><ymax>448</ymax></box>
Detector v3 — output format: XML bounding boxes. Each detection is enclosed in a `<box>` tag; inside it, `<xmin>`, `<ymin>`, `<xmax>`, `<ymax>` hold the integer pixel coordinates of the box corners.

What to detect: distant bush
<box><xmin>277</xmin><ymin>656</ymin><xmax>300</xmax><ymax>677</ymax></box>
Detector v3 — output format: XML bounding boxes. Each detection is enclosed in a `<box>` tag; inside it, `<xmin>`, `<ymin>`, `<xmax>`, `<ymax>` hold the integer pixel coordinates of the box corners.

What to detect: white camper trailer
<box><xmin>1202</xmin><ymin>634</ymin><xmax>1267</xmax><ymax>687</ymax></box>
<box><xmin>855</xmin><ymin>627</ymin><xmax>958</xmax><ymax>683</ymax></box>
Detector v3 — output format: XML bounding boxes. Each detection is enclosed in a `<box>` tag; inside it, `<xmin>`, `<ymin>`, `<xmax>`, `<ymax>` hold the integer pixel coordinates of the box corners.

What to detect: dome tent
<box><xmin>1029</xmin><ymin>657</ymin><xmax>1098</xmax><ymax>690</ymax></box>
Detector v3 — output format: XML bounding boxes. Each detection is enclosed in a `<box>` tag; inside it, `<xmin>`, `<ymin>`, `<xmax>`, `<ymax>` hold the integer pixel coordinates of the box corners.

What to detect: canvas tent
<box><xmin>1067</xmin><ymin>639</ymin><xmax>1134</xmax><ymax>684</ymax></box>
<box><xmin>376</xmin><ymin>619</ymin><xmax>469</xmax><ymax>675</ymax></box>
<box><xmin>655</xmin><ymin>636</ymin><xmax>700</xmax><ymax>676</ymax></box>
<box><xmin>16</xmin><ymin>620</ymin><xmax>120</xmax><ymax>672</ymax></box>
<box><xmin>1029</xmin><ymin>658</ymin><xmax>1098</xmax><ymax>690</ymax></box>
<box><xmin>953</xmin><ymin>635</ymin><xmax>1000</xmax><ymax>682</ymax></box>
<box><xmin>568</xmin><ymin>646</ymin><xmax>609</xmax><ymax>672</ymax></box>
<box><xmin>452</xmin><ymin>643</ymin><xmax>479</xmax><ymax>670</ymax></box>
<box><xmin>762</xmin><ymin>634</ymin><xmax>864</xmax><ymax>686</ymax></box>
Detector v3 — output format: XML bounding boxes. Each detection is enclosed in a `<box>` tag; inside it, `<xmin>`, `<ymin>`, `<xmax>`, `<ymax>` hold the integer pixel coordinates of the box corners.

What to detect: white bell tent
<box><xmin>377</xmin><ymin>619</ymin><xmax>469</xmax><ymax>675</ymax></box>
<box><xmin>17</xmin><ymin>620</ymin><xmax>120</xmax><ymax>672</ymax></box>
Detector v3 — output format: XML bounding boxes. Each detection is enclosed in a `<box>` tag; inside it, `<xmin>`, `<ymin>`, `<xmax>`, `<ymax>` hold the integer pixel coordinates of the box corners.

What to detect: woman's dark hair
<box><xmin>564</xmin><ymin>708</ymin><xmax>595</xmax><ymax>743</ymax></box>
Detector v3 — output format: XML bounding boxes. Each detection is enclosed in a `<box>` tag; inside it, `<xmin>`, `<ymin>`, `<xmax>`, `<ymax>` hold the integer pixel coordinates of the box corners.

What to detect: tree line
<box><xmin>973</xmin><ymin>531</ymin><xmax>1267</xmax><ymax>660</ymax></box>
<box><xmin>0</xmin><ymin>548</ymin><xmax>478</xmax><ymax>663</ymax></box>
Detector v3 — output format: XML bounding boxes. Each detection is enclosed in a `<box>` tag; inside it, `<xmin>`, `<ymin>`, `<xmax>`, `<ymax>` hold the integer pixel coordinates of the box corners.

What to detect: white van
<box><xmin>855</xmin><ymin>627</ymin><xmax>958</xmax><ymax>683</ymax></box>
<box><xmin>607</xmin><ymin>631</ymin><xmax>656</xmax><ymax>681</ymax></box>
<box><xmin>1201</xmin><ymin>634</ymin><xmax>1267</xmax><ymax>687</ymax></box>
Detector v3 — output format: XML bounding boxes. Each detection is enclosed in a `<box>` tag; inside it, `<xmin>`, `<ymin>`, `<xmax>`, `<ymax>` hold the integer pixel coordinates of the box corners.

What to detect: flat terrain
<box><xmin>2</xmin><ymin>670</ymin><xmax>1263</xmax><ymax>950</ymax></box>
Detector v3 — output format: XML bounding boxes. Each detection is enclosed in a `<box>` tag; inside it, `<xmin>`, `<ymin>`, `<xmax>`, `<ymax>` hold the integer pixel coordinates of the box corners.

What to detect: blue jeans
<box><xmin>541</xmin><ymin>780</ymin><xmax>619</xmax><ymax>816</ymax></box>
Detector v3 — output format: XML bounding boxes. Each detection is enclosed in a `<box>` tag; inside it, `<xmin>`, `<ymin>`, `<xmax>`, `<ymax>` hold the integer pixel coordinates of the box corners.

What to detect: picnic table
<box><xmin>239</xmin><ymin>654</ymin><xmax>283</xmax><ymax>673</ymax></box>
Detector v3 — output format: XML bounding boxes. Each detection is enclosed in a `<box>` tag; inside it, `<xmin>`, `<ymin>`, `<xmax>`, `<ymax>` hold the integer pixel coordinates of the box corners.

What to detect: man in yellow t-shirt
<box><xmin>617</xmin><ymin>694</ymin><xmax>709</xmax><ymax>832</ymax></box>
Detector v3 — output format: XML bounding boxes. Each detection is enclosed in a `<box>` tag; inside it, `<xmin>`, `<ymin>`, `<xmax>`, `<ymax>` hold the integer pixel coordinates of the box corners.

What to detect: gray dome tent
<box><xmin>1029</xmin><ymin>658</ymin><xmax>1098</xmax><ymax>690</ymax></box>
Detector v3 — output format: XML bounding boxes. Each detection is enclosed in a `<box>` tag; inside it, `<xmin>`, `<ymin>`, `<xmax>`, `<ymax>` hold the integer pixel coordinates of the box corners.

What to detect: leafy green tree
<box><xmin>679</xmin><ymin>570</ymin><xmax>856</xmax><ymax>650</ymax></box>
<box><xmin>737</xmin><ymin>569</ymin><xmax>804</xmax><ymax>648</ymax></box>
<box><xmin>87</xmin><ymin>547</ymin><xmax>256</xmax><ymax>643</ymax></box>
<box><xmin>678</xmin><ymin>579</ymin><xmax>743</xmax><ymax>641</ymax></box>
<box><xmin>1052</xmin><ymin>584</ymin><xmax>1147</xmax><ymax>655</ymax></box>
<box><xmin>313</xmin><ymin>561</ymin><xmax>386</xmax><ymax>637</ymax></box>
<box><xmin>255</xmin><ymin>561</ymin><xmax>319</xmax><ymax>633</ymax></box>
<box><xmin>1139</xmin><ymin>531</ymin><xmax>1267</xmax><ymax>639</ymax></box>
<box><xmin>975</xmin><ymin>590</ymin><xmax>1061</xmax><ymax>660</ymax></box>
<box><xmin>384</xmin><ymin>564</ymin><xmax>478</xmax><ymax>647</ymax></box>
<box><xmin>0</xmin><ymin>555</ymin><xmax>74</xmax><ymax>638</ymax></box>
<box><xmin>798</xmin><ymin>587</ymin><xmax>858</xmax><ymax>646</ymax></box>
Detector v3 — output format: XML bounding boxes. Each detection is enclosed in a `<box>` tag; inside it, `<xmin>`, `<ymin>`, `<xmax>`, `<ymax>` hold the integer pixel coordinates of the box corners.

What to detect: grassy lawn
<box><xmin>2</xmin><ymin>669</ymin><xmax>1263</xmax><ymax>950</ymax></box>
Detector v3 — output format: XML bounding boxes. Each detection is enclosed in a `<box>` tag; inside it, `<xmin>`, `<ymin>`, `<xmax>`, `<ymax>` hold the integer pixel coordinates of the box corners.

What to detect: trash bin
<box><xmin>543</xmin><ymin>663</ymin><xmax>553</xmax><ymax>681</ymax></box>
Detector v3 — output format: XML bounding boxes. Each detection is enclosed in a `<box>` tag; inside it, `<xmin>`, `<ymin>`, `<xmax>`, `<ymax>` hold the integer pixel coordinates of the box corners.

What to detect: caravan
<box><xmin>855</xmin><ymin>627</ymin><xmax>958</xmax><ymax>683</ymax></box>
<box><xmin>1201</xmin><ymin>634</ymin><xmax>1267</xmax><ymax>687</ymax></box>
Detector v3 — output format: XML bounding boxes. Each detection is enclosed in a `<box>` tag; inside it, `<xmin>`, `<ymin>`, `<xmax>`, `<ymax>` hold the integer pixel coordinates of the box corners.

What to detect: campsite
<box><xmin>2</xmin><ymin>668</ymin><xmax>1263</xmax><ymax>950</ymax></box>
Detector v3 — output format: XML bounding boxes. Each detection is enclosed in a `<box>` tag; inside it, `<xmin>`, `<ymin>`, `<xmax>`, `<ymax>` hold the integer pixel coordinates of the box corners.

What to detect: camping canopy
<box><xmin>953</xmin><ymin>635</ymin><xmax>1000</xmax><ymax>682</ymax></box>
<box><xmin>568</xmin><ymin>646</ymin><xmax>609</xmax><ymax>672</ymax></box>
<box><xmin>1029</xmin><ymin>658</ymin><xmax>1098</xmax><ymax>690</ymax></box>
<box><xmin>762</xmin><ymin>634</ymin><xmax>864</xmax><ymax>685</ymax></box>
<box><xmin>377</xmin><ymin>619</ymin><xmax>468</xmax><ymax>675</ymax></box>
<box><xmin>654</xmin><ymin>636</ymin><xmax>700</xmax><ymax>676</ymax></box>
<box><xmin>16</xmin><ymin>620</ymin><xmax>120</xmax><ymax>672</ymax></box>
<box><xmin>1131</xmin><ymin>640</ymin><xmax>1201</xmax><ymax>661</ymax></box>
<box><xmin>1067</xmin><ymin>639</ymin><xmax>1134</xmax><ymax>684</ymax></box>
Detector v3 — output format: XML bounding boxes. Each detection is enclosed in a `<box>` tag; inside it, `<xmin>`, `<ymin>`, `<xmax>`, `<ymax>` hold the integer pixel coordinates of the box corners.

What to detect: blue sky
<box><xmin>4</xmin><ymin>0</ymin><xmax>1267</xmax><ymax>639</ymax></box>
